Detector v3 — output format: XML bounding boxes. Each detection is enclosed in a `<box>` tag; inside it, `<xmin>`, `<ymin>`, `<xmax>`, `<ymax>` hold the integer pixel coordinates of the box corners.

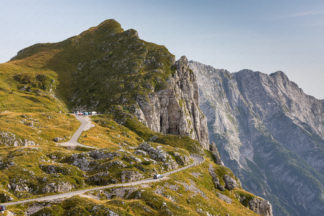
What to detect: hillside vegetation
<box><xmin>10</xmin><ymin>19</ymin><xmax>175</xmax><ymax>111</ymax></box>
<box><xmin>0</xmin><ymin>19</ymin><xmax>265</xmax><ymax>215</ymax></box>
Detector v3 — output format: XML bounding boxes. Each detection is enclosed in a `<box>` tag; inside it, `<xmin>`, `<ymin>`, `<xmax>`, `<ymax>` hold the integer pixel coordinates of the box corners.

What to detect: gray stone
<box><xmin>172</xmin><ymin>152</ymin><xmax>189</xmax><ymax>166</ymax></box>
<box><xmin>89</xmin><ymin>149</ymin><xmax>118</xmax><ymax>160</ymax></box>
<box><xmin>134</xmin><ymin>56</ymin><xmax>209</xmax><ymax>149</ymax></box>
<box><xmin>53</xmin><ymin>137</ymin><xmax>63</xmax><ymax>142</ymax></box>
<box><xmin>86</xmin><ymin>172</ymin><xmax>111</xmax><ymax>185</ymax></box>
<box><xmin>137</xmin><ymin>142</ymin><xmax>167</xmax><ymax>162</ymax></box>
<box><xmin>223</xmin><ymin>175</ymin><xmax>237</xmax><ymax>190</ymax></box>
<box><xmin>217</xmin><ymin>192</ymin><xmax>232</xmax><ymax>203</ymax></box>
<box><xmin>120</xmin><ymin>170</ymin><xmax>143</xmax><ymax>183</ymax></box>
<box><xmin>210</xmin><ymin>143</ymin><xmax>223</xmax><ymax>165</ymax></box>
<box><xmin>190</xmin><ymin>60</ymin><xmax>324</xmax><ymax>215</ymax></box>
<box><xmin>10</xmin><ymin>182</ymin><xmax>31</xmax><ymax>193</ymax></box>
<box><xmin>249</xmin><ymin>198</ymin><xmax>273</xmax><ymax>216</ymax></box>
<box><xmin>208</xmin><ymin>166</ymin><xmax>225</xmax><ymax>191</ymax></box>
<box><xmin>69</xmin><ymin>153</ymin><xmax>91</xmax><ymax>171</ymax></box>
<box><xmin>0</xmin><ymin>131</ymin><xmax>36</xmax><ymax>147</ymax></box>
<box><xmin>41</xmin><ymin>182</ymin><xmax>73</xmax><ymax>193</ymax></box>
<box><xmin>134</xmin><ymin>149</ymin><xmax>147</xmax><ymax>156</ymax></box>
<box><xmin>39</xmin><ymin>164</ymin><xmax>70</xmax><ymax>175</ymax></box>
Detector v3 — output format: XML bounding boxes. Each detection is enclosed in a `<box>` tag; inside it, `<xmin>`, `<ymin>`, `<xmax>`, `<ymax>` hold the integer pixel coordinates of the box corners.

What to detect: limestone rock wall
<box><xmin>190</xmin><ymin>60</ymin><xmax>324</xmax><ymax>216</ymax></box>
<box><xmin>135</xmin><ymin>56</ymin><xmax>209</xmax><ymax>149</ymax></box>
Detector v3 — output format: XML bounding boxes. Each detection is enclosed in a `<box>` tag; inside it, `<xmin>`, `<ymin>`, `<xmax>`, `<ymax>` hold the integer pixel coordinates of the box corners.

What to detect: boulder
<box><xmin>134</xmin><ymin>149</ymin><xmax>147</xmax><ymax>156</ymax></box>
<box><xmin>86</xmin><ymin>171</ymin><xmax>112</xmax><ymax>185</ymax></box>
<box><xmin>223</xmin><ymin>175</ymin><xmax>237</xmax><ymax>190</ymax></box>
<box><xmin>39</xmin><ymin>164</ymin><xmax>70</xmax><ymax>175</ymax></box>
<box><xmin>89</xmin><ymin>150</ymin><xmax>119</xmax><ymax>160</ymax></box>
<box><xmin>249</xmin><ymin>198</ymin><xmax>273</xmax><ymax>216</ymax></box>
<box><xmin>208</xmin><ymin>166</ymin><xmax>225</xmax><ymax>191</ymax></box>
<box><xmin>137</xmin><ymin>142</ymin><xmax>167</xmax><ymax>162</ymax></box>
<box><xmin>91</xmin><ymin>206</ymin><xmax>119</xmax><ymax>216</ymax></box>
<box><xmin>41</xmin><ymin>182</ymin><xmax>73</xmax><ymax>193</ymax></box>
<box><xmin>53</xmin><ymin>137</ymin><xmax>63</xmax><ymax>142</ymax></box>
<box><xmin>210</xmin><ymin>143</ymin><xmax>223</xmax><ymax>165</ymax></box>
<box><xmin>0</xmin><ymin>131</ymin><xmax>36</xmax><ymax>147</ymax></box>
<box><xmin>163</xmin><ymin>159</ymin><xmax>178</xmax><ymax>171</ymax></box>
<box><xmin>120</xmin><ymin>170</ymin><xmax>143</xmax><ymax>183</ymax></box>
<box><xmin>9</xmin><ymin>181</ymin><xmax>32</xmax><ymax>193</ymax></box>
<box><xmin>217</xmin><ymin>192</ymin><xmax>232</xmax><ymax>203</ymax></box>
<box><xmin>172</xmin><ymin>152</ymin><xmax>189</xmax><ymax>166</ymax></box>
<box><xmin>0</xmin><ymin>131</ymin><xmax>18</xmax><ymax>146</ymax></box>
<box><xmin>67</xmin><ymin>153</ymin><xmax>91</xmax><ymax>171</ymax></box>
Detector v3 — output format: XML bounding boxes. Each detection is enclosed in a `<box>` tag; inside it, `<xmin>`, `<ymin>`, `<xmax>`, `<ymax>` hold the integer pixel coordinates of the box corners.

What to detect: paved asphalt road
<box><xmin>1</xmin><ymin>114</ymin><xmax>204</xmax><ymax>207</ymax></box>
<box><xmin>2</xmin><ymin>156</ymin><xmax>203</xmax><ymax>206</ymax></box>
<box><xmin>59</xmin><ymin>115</ymin><xmax>97</xmax><ymax>149</ymax></box>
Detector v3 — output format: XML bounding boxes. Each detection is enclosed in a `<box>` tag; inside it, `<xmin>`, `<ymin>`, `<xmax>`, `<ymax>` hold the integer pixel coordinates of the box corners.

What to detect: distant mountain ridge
<box><xmin>190</xmin><ymin>61</ymin><xmax>324</xmax><ymax>216</ymax></box>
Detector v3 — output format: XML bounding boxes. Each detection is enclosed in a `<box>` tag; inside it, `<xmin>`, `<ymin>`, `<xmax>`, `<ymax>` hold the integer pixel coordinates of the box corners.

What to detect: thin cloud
<box><xmin>273</xmin><ymin>9</ymin><xmax>324</xmax><ymax>20</ymax></box>
<box><xmin>288</xmin><ymin>10</ymin><xmax>324</xmax><ymax>18</ymax></box>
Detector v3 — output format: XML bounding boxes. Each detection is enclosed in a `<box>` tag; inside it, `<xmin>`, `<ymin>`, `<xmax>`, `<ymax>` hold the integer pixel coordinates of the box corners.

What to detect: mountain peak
<box><xmin>269</xmin><ymin>70</ymin><xmax>289</xmax><ymax>80</ymax></box>
<box><xmin>86</xmin><ymin>19</ymin><xmax>124</xmax><ymax>34</ymax></box>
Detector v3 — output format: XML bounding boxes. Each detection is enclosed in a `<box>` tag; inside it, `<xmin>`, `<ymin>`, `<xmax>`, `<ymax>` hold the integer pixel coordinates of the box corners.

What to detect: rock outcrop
<box><xmin>210</xmin><ymin>142</ymin><xmax>223</xmax><ymax>165</ymax></box>
<box><xmin>0</xmin><ymin>192</ymin><xmax>14</xmax><ymax>202</ymax></box>
<box><xmin>208</xmin><ymin>166</ymin><xmax>225</xmax><ymax>191</ymax></box>
<box><xmin>0</xmin><ymin>131</ymin><xmax>36</xmax><ymax>147</ymax></box>
<box><xmin>41</xmin><ymin>182</ymin><xmax>74</xmax><ymax>193</ymax></box>
<box><xmin>190</xmin><ymin>60</ymin><xmax>324</xmax><ymax>216</ymax></box>
<box><xmin>223</xmin><ymin>175</ymin><xmax>237</xmax><ymax>190</ymax></box>
<box><xmin>217</xmin><ymin>192</ymin><xmax>232</xmax><ymax>203</ymax></box>
<box><xmin>137</xmin><ymin>142</ymin><xmax>167</xmax><ymax>162</ymax></box>
<box><xmin>249</xmin><ymin>198</ymin><xmax>273</xmax><ymax>216</ymax></box>
<box><xmin>120</xmin><ymin>170</ymin><xmax>143</xmax><ymax>183</ymax></box>
<box><xmin>135</xmin><ymin>56</ymin><xmax>209</xmax><ymax>149</ymax></box>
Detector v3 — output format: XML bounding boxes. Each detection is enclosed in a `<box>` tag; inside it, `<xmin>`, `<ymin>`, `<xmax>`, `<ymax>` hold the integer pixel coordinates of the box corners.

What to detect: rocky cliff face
<box><xmin>135</xmin><ymin>56</ymin><xmax>209</xmax><ymax>149</ymax></box>
<box><xmin>190</xmin><ymin>61</ymin><xmax>324</xmax><ymax>216</ymax></box>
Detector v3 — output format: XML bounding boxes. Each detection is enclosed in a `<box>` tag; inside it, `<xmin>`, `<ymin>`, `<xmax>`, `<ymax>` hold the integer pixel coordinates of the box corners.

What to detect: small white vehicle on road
<box><xmin>153</xmin><ymin>174</ymin><xmax>164</xmax><ymax>179</ymax></box>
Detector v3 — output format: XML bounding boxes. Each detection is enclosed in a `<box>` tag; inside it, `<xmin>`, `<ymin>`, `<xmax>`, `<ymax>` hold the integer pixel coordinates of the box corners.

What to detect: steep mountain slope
<box><xmin>190</xmin><ymin>61</ymin><xmax>324</xmax><ymax>216</ymax></box>
<box><xmin>9</xmin><ymin>19</ymin><xmax>208</xmax><ymax>149</ymax></box>
<box><xmin>0</xmin><ymin>20</ymin><xmax>271</xmax><ymax>215</ymax></box>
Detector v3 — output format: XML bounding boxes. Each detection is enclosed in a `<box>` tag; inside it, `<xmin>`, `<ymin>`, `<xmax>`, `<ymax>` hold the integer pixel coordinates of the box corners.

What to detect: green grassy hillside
<box><xmin>10</xmin><ymin>19</ymin><xmax>175</xmax><ymax>111</ymax></box>
<box><xmin>0</xmin><ymin>19</ymin><xmax>263</xmax><ymax>215</ymax></box>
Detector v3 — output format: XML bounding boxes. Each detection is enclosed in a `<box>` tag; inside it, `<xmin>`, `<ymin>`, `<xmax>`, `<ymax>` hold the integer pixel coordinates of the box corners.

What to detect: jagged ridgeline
<box><xmin>11</xmin><ymin>19</ymin><xmax>175</xmax><ymax>111</ymax></box>
<box><xmin>190</xmin><ymin>61</ymin><xmax>324</xmax><ymax>216</ymax></box>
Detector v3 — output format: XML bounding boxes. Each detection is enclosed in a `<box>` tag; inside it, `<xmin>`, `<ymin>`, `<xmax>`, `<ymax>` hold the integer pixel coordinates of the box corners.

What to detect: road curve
<box><xmin>2</xmin><ymin>155</ymin><xmax>204</xmax><ymax>206</ymax></box>
<box><xmin>59</xmin><ymin>115</ymin><xmax>97</xmax><ymax>149</ymax></box>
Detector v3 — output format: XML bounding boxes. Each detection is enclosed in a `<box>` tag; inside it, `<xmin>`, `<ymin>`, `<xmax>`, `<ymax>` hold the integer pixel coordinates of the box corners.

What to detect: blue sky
<box><xmin>1</xmin><ymin>0</ymin><xmax>323</xmax><ymax>98</ymax></box>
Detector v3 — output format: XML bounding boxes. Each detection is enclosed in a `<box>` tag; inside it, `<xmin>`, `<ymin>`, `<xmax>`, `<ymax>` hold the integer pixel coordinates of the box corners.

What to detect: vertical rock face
<box><xmin>190</xmin><ymin>61</ymin><xmax>324</xmax><ymax>216</ymax></box>
<box><xmin>135</xmin><ymin>56</ymin><xmax>209</xmax><ymax>149</ymax></box>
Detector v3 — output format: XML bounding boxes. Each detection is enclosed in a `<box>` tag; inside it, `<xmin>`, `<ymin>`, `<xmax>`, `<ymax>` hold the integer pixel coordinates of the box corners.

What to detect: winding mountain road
<box><xmin>1</xmin><ymin>114</ymin><xmax>204</xmax><ymax>207</ymax></box>
<box><xmin>59</xmin><ymin>115</ymin><xmax>97</xmax><ymax>149</ymax></box>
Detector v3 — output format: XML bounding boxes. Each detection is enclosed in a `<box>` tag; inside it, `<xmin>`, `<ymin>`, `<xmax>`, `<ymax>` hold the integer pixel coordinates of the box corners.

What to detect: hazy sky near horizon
<box><xmin>1</xmin><ymin>0</ymin><xmax>323</xmax><ymax>99</ymax></box>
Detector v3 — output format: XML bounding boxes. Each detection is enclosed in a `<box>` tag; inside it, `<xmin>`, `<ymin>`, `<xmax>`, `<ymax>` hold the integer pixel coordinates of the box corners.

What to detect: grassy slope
<box><xmin>10</xmin><ymin>19</ymin><xmax>175</xmax><ymax>111</ymax></box>
<box><xmin>0</xmin><ymin>19</ymin><xmax>260</xmax><ymax>215</ymax></box>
